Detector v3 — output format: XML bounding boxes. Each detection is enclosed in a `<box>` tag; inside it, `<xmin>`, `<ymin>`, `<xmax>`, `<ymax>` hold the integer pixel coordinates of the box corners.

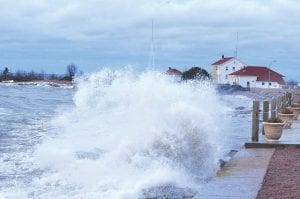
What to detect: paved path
<box><xmin>196</xmin><ymin>148</ymin><xmax>274</xmax><ymax>198</ymax></box>
<box><xmin>195</xmin><ymin>90</ymin><xmax>300</xmax><ymax>198</ymax></box>
<box><xmin>256</xmin><ymin>148</ymin><xmax>300</xmax><ymax>199</ymax></box>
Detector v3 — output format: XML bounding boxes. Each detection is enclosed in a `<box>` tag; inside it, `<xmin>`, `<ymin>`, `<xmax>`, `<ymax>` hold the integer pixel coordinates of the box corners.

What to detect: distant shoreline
<box><xmin>0</xmin><ymin>80</ymin><xmax>74</xmax><ymax>87</ymax></box>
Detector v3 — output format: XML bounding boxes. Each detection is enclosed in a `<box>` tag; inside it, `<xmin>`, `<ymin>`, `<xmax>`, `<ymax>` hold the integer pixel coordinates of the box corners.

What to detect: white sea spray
<box><xmin>2</xmin><ymin>69</ymin><xmax>234</xmax><ymax>199</ymax></box>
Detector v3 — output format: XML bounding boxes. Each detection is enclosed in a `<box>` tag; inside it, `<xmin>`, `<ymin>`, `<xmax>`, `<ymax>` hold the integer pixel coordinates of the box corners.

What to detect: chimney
<box><xmin>222</xmin><ymin>54</ymin><xmax>224</xmax><ymax>59</ymax></box>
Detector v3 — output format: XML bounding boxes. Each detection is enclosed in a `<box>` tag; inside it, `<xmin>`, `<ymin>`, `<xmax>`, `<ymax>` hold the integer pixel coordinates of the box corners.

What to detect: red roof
<box><xmin>212</xmin><ymin>56</ymin><xmax>234</xmax><ymax>65</ymax></box>
<box><xmin>229</xmin><ymin>66</ymin><xmax>285</xmax><ymax>84</ymax></box>
<box><xmin>166</xmin><ymin>67</ymin><xmax>182</xmax><ymax>76</ymax></box>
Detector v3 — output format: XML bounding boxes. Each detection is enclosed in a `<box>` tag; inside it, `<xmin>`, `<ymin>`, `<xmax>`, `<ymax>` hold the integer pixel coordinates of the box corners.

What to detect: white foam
<box><xmin>5</xmin><ymin>69</ymin><xmax>231</xmax><ymax>198</ymax></box>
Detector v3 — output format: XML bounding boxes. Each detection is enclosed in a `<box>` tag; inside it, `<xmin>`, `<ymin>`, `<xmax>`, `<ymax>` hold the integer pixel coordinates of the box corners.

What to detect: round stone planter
<box><xmin>263</xmin><ymin>122</ymin><xmax>285</xmax><ymax>141</ymax></box>
<box><xmin>289</xmin><ymin>107</ymin><xmax>300</xmax><ymax>120</ymax></box>
<box><xmin>278</xmin><ymin>113</ymin><xmax>295</xmax><ymax>128</ymax></box>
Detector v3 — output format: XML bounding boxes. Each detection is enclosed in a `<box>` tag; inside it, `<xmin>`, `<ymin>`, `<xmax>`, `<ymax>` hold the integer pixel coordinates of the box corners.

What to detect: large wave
<box><xmin>5</xmin><ymin>69</ymin><xmax>231</xmax><ymax>198</ymax></box>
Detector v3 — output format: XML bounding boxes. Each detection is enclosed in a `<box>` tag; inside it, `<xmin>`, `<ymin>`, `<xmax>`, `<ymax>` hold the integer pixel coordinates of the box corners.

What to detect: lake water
<box><xmin>0</xmin><ymin>70</ymin><xmax>253</xmax><ymax>199</ymax></box>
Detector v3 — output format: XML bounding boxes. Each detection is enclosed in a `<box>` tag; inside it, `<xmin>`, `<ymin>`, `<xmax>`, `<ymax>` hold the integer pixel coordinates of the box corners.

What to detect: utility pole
<box><xmin>234</xmin><ymin>32</ymin><xmax>239</xmax><ymax>58</ymax></box>
<box><xmin>149</xmin><ymin>19</ymin><xmax>155</xmax><ymax>69</ymax></box>
<box><xmin>268</xmin><ymin>60</ymin><xmax>276</xmax><ymax>88</ymax></box>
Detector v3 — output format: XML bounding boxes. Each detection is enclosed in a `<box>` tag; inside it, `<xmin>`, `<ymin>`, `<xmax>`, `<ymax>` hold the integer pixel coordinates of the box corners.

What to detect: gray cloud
<box><xmin>0</xmin><ymin>0</ymin><xmax>299</xmax><ymax>80</ymax></box>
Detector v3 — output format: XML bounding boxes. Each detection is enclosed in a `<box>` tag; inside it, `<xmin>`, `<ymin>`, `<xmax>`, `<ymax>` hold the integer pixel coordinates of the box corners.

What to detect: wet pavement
<box><xmin>196</xmin><ymin>148</ymin><xmax>274</xmax><ymax>198</ymax></box>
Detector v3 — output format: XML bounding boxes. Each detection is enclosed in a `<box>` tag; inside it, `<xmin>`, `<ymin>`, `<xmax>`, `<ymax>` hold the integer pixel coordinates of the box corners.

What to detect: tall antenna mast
<box><xmin>234</xmin><ymin>32</ymin><xmax>239</xmax><ymax>58</ymax></box>
<box><xmin>152</xmin><ymin>19</ymin><xmax>154</xmax><ymax>43</ymax></box>
<box><xmin>149</xmin><ymin>19</ymin><xmax>155</xmax><ymax>68</ymax></box>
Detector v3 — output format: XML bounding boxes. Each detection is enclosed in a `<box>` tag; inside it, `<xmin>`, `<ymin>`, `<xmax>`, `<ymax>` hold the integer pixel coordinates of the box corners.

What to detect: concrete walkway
<box><xmin>194</xmin><ymin>91</ymin><xmax>300</xmax><ymax>198</ymax></box>
<box><xmin>196</xmin><ymin>148</ymin><xmax>274</xmax><ymax>198</ymax></box>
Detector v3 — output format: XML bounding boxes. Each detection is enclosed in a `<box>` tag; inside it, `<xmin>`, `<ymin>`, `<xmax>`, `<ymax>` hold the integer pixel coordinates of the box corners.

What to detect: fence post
<box><xmin>287</xmin><ymin>92</ymin><xmax>292</xmax><ymax>106</ymax></box>
<box><xmin>279</xmin><ymin>96</ymin><xmax>284</xmax><ymax>109</ymax></box>
<box><xmin>252</xmin><ymin>101</ymin><xmax>259</xmax><ymax>142</ymax></box>
<box><xmin>285</xmin><ymin>93</ymin><xmax>289</xmax><ymax>107</ymax></box>
<box><xmin>271</xmin><ymin>99</ymin><xmax>276</xmax><ymax>118</ymax></box>
<box><xmin>276</xmin><ymin>97</ymin><xmax>281</xmax><ymax>114</ymax></box>
<box><xmin>283</xmin><ymin>94</ymin><xmax>286</xmax><ymax>107</ymax></box>
<box><xmin>262</xmin><ymin>101</ymin><xmax>269</xmax><ymax>135</ymax></box>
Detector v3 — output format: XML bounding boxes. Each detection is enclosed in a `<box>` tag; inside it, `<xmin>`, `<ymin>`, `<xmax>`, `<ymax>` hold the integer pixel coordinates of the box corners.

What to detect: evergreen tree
<box><xmin>181</xmin><ymin>67</ymin><xmax>210</xmax><ymax>80</ymax></box>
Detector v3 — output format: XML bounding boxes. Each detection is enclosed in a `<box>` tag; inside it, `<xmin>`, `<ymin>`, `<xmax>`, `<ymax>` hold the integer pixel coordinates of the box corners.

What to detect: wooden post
<box><xmin>263</xmin><ymin>101</ymin><xmax>269</xmax><ymax>122</ymax></box>
<box><xmin>285</xmin><ymin>93</ymin><xmax>289</xmax><ymax>106</ymax></box>
<box><xmin>287</xmin><ymin>92</ymin><xmax>292</xmax><ymax>106</ymax></box>
<box><xmin>271</xmin><ymin>99</ymin><xmax>276</xmax><ymax>118</ymax></box>
<box><xmin>252</xmin><ymin>101</ymin><xmax>259</xmax><ymax>142</ymax></box>
<box><xmin>280</xmin><ymin>96</ymin><xmax>284</xmax><ymax>109</ymax></box>
<box><xmin>282</xmin><ymin>94</ymin><xmax>286</xmax><ymax>108</ymax></box>
<box><xmin>277</xmin><ymin>97</ymin><xmax>281</xmax><ymax>114</ymax></box>
<box><xmin>262</xmin><ymin>101</ymin><xmax>269</xmax><ymax>135</ymax></box>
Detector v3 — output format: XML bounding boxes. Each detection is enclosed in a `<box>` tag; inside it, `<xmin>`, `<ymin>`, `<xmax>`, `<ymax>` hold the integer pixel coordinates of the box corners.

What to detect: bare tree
<box><xmin>29</xmin><ymin>70</ymin><xmax>36</xmax><ymax>79</ymax></box>
<box><xmin>49</xmin><ymin>73</ymin><xmax>60</xmax><ymax>80</ymax></box>
<box><xmin>286</xmin><ymin>79</ymin><xmax>298</xmax><ymax>89</ymax></box>
<box><xmin>38</xmin><ymin>69</ymin><xmax>45</xmax><ymax>80</ymax></box>
<box><xmin>66</xmin><ymin>63</ymin><xmax>77</xmax><ymax>78</ymax></box>
<box><xmin>3</xmin><ymin>67</ymin><xmax>8</xmax><ymax>79</ymax></box>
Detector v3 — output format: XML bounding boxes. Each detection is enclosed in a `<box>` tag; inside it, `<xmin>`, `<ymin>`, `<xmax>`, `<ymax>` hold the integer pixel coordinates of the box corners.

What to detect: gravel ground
<box><xmin>256</xmin><ymin>148</ymin><xmax>300</xmax><ymax>199</ymax></box>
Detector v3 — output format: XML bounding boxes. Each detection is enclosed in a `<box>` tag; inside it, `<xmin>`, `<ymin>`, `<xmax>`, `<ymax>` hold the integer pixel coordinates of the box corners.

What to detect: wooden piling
<box><xmin>285</xmin><ymin>93</ymin><xmax>289</xmax><ymax>107</ymax></box>
<box><xmin>262</xmin><ymin>101</ymin><xmax>269</xmax><ymax>135</ymax></box>
<box><xmin>282</xmin><ymin>95</ymin><xmax>286</xmax><ymax>108</ymax></box>
<box><xmin>281</xmin><ymin>96</ymin><xmax>284</xmax><ymax>109</ymax></box>
<box><xmin>285</xmin><ymin>94</ymin><xmax>288</xmax><ymax>106</ymax></box>
<box><xmin>252</xmin><ymin>101</ymin><xmax>259</xmax><ymax>142</ymax></box>
<box><xmin>271</xmin><ymin>99</ymin><xmax>276</xmax><ymax>118</ymax></box>
<box><xmin>263</xmin><ymin>101</ymin><xmax>269</xmax><ymax>122</ymax></box>
<box><xmin>276</xmin><ymin>97</ymin><xmax>281</xmax><ymax>114</ymax></box>
<box><xmin>287</xmin><ymin>92</ymin><xmax>292</xmax><ymax>106</ymax></box>
<box><xmin>292</xmin><ymin>92</ymin><xmax>295</xmax><ymax>103</ymax></box>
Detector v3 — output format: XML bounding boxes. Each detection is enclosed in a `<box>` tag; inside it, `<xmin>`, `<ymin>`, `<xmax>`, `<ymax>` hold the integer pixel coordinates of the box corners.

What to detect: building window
<box><xmin>233</xmin><ymin>67</ymin><xmax>235</xmax><ymax>71</ymax></box>
<box><xmin>262</xmin><ymin>82</ymin><xmax>265</xmax><ymax>86</ymax></box>
<box><xmin>226</xmin><ymin>67</ymin><xmax>228</xmax><ymax>71</ymax></box>
<box><xmin>225</xmin><ymin>75</ymin><xmax>228</xmax><ymax>79</ymax></box>
<box><xmin>269</xmin><ymin>82</ymin><xmax>272</xmax><ymax>86</ymax></box>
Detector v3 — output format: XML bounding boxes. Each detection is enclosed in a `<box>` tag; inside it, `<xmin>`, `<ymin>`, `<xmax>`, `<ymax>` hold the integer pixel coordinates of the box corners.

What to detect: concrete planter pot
<box><xmin>263</xmin><ymin>122</ymin><xmax>284</xmax><ymax>141</ymax></box>
<box><xmin>278</xmin><ymin>113</ymin><xmax>295</xmax><ymax>128</ymax></box>
<box><xmin>289</xmin><ymin>107</ymin><xmax>300</xmax><ymax>120</ymax></box>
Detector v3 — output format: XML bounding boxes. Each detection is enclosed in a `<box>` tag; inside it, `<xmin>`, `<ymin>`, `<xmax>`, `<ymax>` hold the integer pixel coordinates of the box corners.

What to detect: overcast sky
<box><xmin>0</xmin><ymin>0</ymin><xmax>299</xmax><ymax>80</ymax></box>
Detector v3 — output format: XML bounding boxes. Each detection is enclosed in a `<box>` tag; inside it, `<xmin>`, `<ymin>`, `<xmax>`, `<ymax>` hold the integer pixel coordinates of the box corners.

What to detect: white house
<box><xmin>229</xmin><ymin>66</ymin><xmax>285</xmax><ymax>88</ymax></box>
<box><xmin>211</xmin><ymin>55</ymin><xmax>247</xmax><ymax>84</ymax></box>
